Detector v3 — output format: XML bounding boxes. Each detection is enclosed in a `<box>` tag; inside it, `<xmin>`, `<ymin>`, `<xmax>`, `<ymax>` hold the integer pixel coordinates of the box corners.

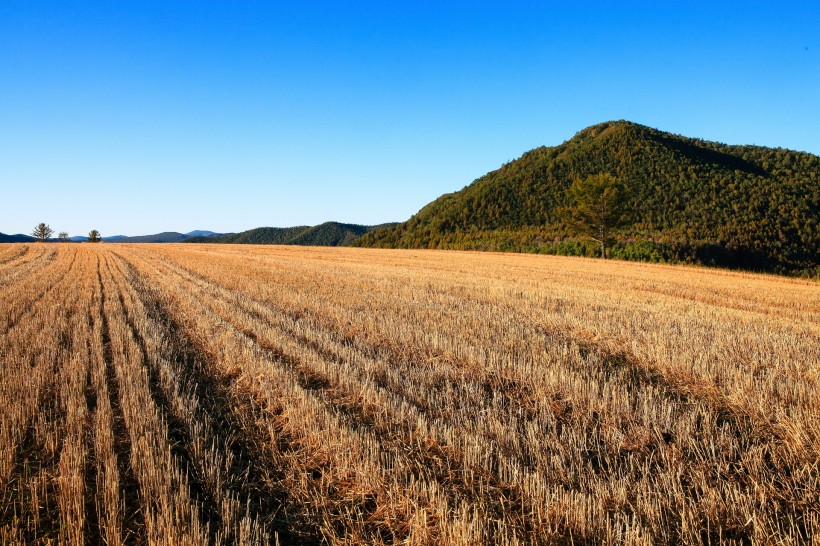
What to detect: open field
<box><xmin>0</xmin><ymin>243</ymin><xmax>817</xmax><ymax>545</ymax></box>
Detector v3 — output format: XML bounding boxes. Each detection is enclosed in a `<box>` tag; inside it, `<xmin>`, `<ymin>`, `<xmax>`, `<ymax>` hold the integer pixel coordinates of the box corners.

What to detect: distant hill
<box><xmin>0</xmin><ymin>233</ymin><xmax>35</xmax><ymax>243</ymax></box>
<box><xmin>188</xmin><ymin>226</ymin><xmax>309</xmax><ymax>245</ymax></box>
<box><xmin>185</xmin><ymin>222</ymin><xmax>395</xmax><ymax>246</ymax></box>
<box><xmin>108</xmin><ymin>232</ymin><xmax>189</xmax><ymax>243</ymax></box>
<box><xmin>291</xmin><ymin>223</ymin><xmax>372</xmax><ymax>246</ymax></box>
<box><xmin>105</xmin><ymin>231</ymin><xmax>221</xmax><ymax>243</ymax></box>
<box><xmin>358</xmin><ymin>121</ymin><xmax>819</xmax><ymax>276</ymax></box>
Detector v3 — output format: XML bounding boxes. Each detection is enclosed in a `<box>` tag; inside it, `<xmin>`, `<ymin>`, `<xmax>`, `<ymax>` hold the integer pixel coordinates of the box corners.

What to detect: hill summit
<box><xmin>185</xmin><ymin>221</ymin><xmax>394</xmax><ymax>246</ymax></box>
<box><xmin>358</xmin><ymin>121</ymin><xmax>819</xmax><ymax>275</ymax></box>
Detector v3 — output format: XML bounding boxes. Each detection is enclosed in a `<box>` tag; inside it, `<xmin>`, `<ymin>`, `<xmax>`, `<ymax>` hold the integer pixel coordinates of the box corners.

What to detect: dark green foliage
<box><xmin>192</xmin><ymin>226</ymin><xmax>311</xmax><ymax>245</ymax></box>
<box><xmin>560</xmin><ymin>173</ymin><xmax>632</xmax><ymax>258</ymax></box>
<box><xmin>357</xmin><ymin>121</ymin><xmax>820</xmax><ymax>276</ymax></box>
<box><xmin>291</xmin><ymin>223</ymin><xmax>368</xmax><ymax>246</ymax></box>
<box><xmin>185</xmin><ymin>222</ymin><xmax>395</xmax><ymax>247</ymax></box>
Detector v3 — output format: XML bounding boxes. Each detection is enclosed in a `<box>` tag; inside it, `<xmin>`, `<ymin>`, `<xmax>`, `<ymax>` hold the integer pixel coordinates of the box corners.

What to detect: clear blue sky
<box><xmin>1</xmin><ymin>1</ymin><xmax>818</xmax><ymax>236</ymax></box>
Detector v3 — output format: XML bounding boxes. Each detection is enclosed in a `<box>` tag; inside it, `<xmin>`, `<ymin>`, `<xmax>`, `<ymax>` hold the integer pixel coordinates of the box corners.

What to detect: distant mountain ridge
<box><xmin>0</xmin><ymin>233</ymin><xmax>35</xmax><ymax>243</ymax></box>
<box><xmin>1</xmin><ymin>225</ymin><xmax>387</xmax><ymax>246</ymax></box>
<box><xmin>185</xmin><ymin>222</ymin><xmax>395</xmax><ymax>246</ymax></box>
<box><xmin>0</xmin><ymin>230</ymin><xmax>225</xmax><ymax>243</ymax></box>
<box><xmin>102</xmin><ymin>230</ymin><xmax>224</xmax><ymax>243</ymax></box>
<box><xmin>358</xmin><ymin>120</ymin><xmax>819</xmax><ymax>275</ymax></box>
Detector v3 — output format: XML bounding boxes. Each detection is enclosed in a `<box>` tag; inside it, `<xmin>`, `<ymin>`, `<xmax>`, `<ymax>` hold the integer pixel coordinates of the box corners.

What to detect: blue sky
<box><xmin>1</xmin><ymin>1</ymin><xmax>818</xmax><ymax>236</ymax></box>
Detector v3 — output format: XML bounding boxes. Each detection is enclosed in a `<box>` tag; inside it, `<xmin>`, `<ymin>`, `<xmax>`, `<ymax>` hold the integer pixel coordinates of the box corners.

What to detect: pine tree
<box><xmin>560</xmin><ymin>173</ymin><xmax>631</xmax><ymax>259</ymax></box>
<box><xmin>31</xmin><ymin>223</ymin><xmax>54</xmax><ymax>242</ymax></box>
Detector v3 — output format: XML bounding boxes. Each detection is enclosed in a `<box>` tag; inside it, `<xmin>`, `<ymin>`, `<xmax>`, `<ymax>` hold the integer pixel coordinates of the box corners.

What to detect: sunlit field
<box><xmin>0</xmin><ymin>243</ymin><xmax>817</xmax><ymax>545</ymax></box>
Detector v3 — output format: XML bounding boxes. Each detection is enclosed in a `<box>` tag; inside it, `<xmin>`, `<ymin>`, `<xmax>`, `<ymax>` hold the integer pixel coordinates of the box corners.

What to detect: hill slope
<box><xmin>115</xmin><ymin>232</ymin><xmax>191</xmax><ymax>243</ymax></box>
<box><xmin>185</xmin><ymin>222</ymin><xmax>392</xmax><ymax>246</ymax></box>
<box><xmin>357</xmin><ymin>121</ymin><xmax>819</xmax><ymax>275</ymax></box>
<box><xmin>0</xmin><ymin>233</ymin><xmax>35</xmax><ymax>243</ymax></box>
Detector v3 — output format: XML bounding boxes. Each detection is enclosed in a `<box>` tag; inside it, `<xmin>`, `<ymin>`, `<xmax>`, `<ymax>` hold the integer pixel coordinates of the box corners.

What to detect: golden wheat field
<box><xmin>0</xmin><ymin>243</ymin><xmax>817</xmax><ymax>545</ymax></box>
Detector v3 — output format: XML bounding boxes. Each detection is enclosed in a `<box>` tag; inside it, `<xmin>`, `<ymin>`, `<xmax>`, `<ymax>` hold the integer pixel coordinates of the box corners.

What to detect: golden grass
<box><xmin>0</xmin><ymin>243</ymin><xmax>817</xmax><ymax>545</ymax></box>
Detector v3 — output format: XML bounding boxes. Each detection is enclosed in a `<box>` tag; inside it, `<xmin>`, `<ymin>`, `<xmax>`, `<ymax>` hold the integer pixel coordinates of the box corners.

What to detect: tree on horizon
<box><xmin>31</xmin><ymin>223</ymin><xmax>54</xmax><ymax>242</ymax></box>
<box><xmin>88</xmin><ymin>230</ymin><xmax>102</xmax><ymax>243</ymax></box>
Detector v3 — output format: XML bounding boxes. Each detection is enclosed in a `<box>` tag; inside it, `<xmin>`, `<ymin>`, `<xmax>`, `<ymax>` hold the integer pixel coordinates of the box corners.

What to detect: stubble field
<box><xmin>0</xmin><ymin>243</ymin><xmax>817</xmax><ymax>545</ymax></box>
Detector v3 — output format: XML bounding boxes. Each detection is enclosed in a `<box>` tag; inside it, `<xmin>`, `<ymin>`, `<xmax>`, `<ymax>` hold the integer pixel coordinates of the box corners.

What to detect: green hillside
<box><xmin>357</xmin><ymin>121</ymin><xmax>819</xmax><ymax>275</ymax></box>
<box><xmin>185</xmin><ymin>222</ymin><xmax>392</xmax><ymax>246</ymax></box>
<box><xmin>290</xmin><ymin>223</ymin><xmax>369</xmax><ymax>246</ymax></box>
<box><xmin>189</xmin><ymin>226</ymin><xmax>310</xmax><ymax>245</ymax></box>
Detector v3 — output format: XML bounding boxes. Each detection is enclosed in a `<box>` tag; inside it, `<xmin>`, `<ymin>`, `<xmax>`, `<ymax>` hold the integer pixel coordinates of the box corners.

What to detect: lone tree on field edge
<box><xmin>31</xmin><ymin>223</ymin><xmax>54</xmax><ymax>242</ymax></box>
<box><xmin>58</xmin><ymin>231</ymin><xmax>69</xmax><ymax>242</ymax></box>
<box><xmin>560</xmin><ymin>173</ymin><xmax>631</xmax><ymax>259</ymax></box>
<box><xmin>88</xmin><ymin>230</ymin><xmax>102</xmax><ymax>243</ymax></box>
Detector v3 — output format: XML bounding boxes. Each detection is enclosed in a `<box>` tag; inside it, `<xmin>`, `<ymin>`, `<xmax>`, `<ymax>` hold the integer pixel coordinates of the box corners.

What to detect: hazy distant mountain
<box><xmin>358</xmin><ymin>120</ymin><xmax>819</xmax><ymax>275</ymax></box>
<box><xmin>185</xmin><ymin>222</ymin><xmax>396</xmax><ymax>246</ymax></box>
<box><xmin>103</xmin><ymin>231</ymin><xmax>226</xmax><ymax>243</ymax></box>
<box><xmin>112</xmin><ymin>232</ymin><xmax>190</xmax><ymax>243</ymax></box>
<box><xmin>47</xmin><ymin>231</ymin><xmax>226</xmax><ymax>243</ymax></box>
<box><xmin>0</xmin><ymin>232</ymin><xmax>35</xmax><ymax>243</ymax></box>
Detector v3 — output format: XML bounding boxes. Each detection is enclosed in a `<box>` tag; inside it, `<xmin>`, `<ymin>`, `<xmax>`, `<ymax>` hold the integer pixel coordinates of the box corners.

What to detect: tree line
<box><xmin>30</xmin><ymin>223</ymin><xmax>102</xmax><ymax>243</ymax></box>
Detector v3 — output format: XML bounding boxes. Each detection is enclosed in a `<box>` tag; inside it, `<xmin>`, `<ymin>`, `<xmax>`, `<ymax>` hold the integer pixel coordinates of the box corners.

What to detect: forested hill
<box><xmin>357</xmin><ymin>121</ymin><xmax>819</xmax><ymax>275</ymax></box>
<box><xmin>0</xmin><ymin>233</ymin><xmax>35</xmax><ymax>243</ymax></box>
<box><xmin>185</xmin><ymin>222</ymin><xmax>394</xmax><ymax>246</ymax></box>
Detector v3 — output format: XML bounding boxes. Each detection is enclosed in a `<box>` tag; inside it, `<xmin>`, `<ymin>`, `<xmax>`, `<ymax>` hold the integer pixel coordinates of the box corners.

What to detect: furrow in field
<box><xmin>88</xmin><ymin>256</ymin><xmax>127</xmax><ymax>546</ymax></box>
<box><xmin>0</xmin><ymin>248</ymin><xmax>96</xmax><ymax>542</ymax></box>
<box><xmin>95</xmin><ymin>256</ymin><xmax>145</xmax><ymax>545</ymax></box>
<box><xmin>486</xmin><ymin>285</ymin><xmax>819</xmax><ymax>451</ymax></box>
<box><xmin>98</xmin><ymin>253</ymin><xmax>209</xmax><ymax>545</ymax></box>
<box><xmin>111</xmin><ymin>252</ymin><xmax>321</xmax><ymax>545</ymax></box>
<box><xmin>55</xmin><ymin>250</ymin><xmax>113</xmax><ymax>546</ymax></box>
<box><xmin>118</xmin><ymin>248</ymin><xmax>476</xmax><ymax>543</ymax></box>
<box><xmin>134</xmin><ymin>252</ymin><xmax>557</xmax><ymax>478</ymax></box>
<box><xmin>0</xmin><ymin>250</ymin><xmax>84</xmax><ymax>481</ymax></box>
<box><xmin>0</xmin><ymin>245</ymin><xmax>78</xmax><ymax>335</ymax></box>
<box><xmin>0</xmin><ymin>245</ymin><xmax>55</xmax><ymax>286</ymax></box>
<box><xmin>0</xmin><ymin>385</ymin><xmax>62</xmax><ymax>543</ymax></box>
<box><xmin>58</xmin><ymin>319</ymin><xmax>88</xmax><ymax>545</ymax></box>
<box><xmin>107</xmin><ymin>252</ymin><xmax>295</xmax><ymax>545</ymax></box>
<box><xmin>0</xmin><ymin>244</ymin><xmax>29</xmax><ymax>266</ymax></box>
<box><xmin>106</xmin><ymin>256</ymin><xmax>229</xmax><ymax>544</ymax></box>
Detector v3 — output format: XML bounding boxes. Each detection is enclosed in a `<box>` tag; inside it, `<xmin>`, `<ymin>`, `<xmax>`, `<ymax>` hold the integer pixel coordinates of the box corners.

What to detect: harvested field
<box><xmin>0</xmin><ymin>243</ymin><xmax>817</xmax><ymax>545</ymax></box>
